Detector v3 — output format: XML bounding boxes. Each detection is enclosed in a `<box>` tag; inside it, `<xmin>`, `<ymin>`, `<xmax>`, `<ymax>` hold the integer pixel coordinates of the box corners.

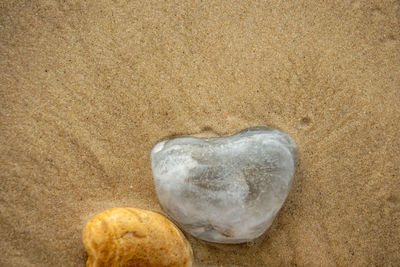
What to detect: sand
<box><xmin>1</xmin><ymin>0</ymin><xmax>399</xmax><ymax>266</ymax></box>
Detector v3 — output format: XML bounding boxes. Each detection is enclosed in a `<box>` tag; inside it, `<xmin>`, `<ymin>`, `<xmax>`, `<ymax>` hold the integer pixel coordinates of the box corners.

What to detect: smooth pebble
<box><xmin>82</xmin><ymin>207</ymin><xmax>193</xmax><ymax>266</ymax></box>
<box><xmin>151</xmin><ymin>126</ymin><xmax>297</xmax><ymax>244</ymax></box>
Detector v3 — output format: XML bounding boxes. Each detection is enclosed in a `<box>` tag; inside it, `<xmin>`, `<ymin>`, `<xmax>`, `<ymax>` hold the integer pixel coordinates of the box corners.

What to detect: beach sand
<box><xmin>1</xmin><ymin>0</ymin><xmax>399</xmax><ymax>266</ymax></box>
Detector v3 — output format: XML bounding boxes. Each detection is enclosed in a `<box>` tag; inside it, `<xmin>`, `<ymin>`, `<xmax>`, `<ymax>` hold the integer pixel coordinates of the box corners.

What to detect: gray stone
<box><xmin>150</xmin><ymin>126</ymin><xmax>297</xmax><ymax>244</ymax></box>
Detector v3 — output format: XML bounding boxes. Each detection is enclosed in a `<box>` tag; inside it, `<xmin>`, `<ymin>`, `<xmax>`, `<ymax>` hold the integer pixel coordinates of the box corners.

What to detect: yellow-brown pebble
<box><xmin>82</xmin><ymin>207</ymin><xmax>193</xmax><ymax>267</ymax></box>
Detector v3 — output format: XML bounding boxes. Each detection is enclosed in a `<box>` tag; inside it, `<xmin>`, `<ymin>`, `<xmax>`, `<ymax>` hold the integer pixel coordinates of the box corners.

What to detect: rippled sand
<box><xmin>1</xmin><ymin>1</ymin><xmax>399</xmax><ymax>266</ymax></box>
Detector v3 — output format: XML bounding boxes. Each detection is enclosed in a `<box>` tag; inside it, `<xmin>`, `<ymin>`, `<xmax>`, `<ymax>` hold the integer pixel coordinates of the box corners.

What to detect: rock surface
<box><xmin>82</xmin><ymin>207</ymin><xmax>193</xmax><ymax>267</ymax></box>
<box><xmin>151</xmin><ymin>126</ymin><xmax>297</xmax><ymax>244</ymax></box>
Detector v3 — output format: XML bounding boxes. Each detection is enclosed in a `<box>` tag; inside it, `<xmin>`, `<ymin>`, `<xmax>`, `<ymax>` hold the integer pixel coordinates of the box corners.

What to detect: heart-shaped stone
<box><xmin>150</xmin><ymin>126</ymin><xmax>297</xmax><ymax>244</ymax></box>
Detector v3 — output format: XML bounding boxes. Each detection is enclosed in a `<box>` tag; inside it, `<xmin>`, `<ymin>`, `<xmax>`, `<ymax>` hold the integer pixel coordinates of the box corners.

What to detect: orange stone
<box><xmin>82</xmin><ymin>207</ymin><xmax>193</xmax><ymax>267</ymax></box>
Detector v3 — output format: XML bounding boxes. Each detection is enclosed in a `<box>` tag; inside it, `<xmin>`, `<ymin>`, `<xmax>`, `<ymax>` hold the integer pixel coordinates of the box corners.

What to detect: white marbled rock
<box><xmin>150</xmin><ymin>126</ymin><xmax>297</xmax><ymax>244</ymax></box>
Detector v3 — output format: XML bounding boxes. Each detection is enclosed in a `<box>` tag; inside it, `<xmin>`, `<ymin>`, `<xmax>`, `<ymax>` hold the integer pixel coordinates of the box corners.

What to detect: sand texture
<box><xmin>1</xmin><ymin>0</ymin><xmax>399</xmax><ymax>266</ymax></box>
